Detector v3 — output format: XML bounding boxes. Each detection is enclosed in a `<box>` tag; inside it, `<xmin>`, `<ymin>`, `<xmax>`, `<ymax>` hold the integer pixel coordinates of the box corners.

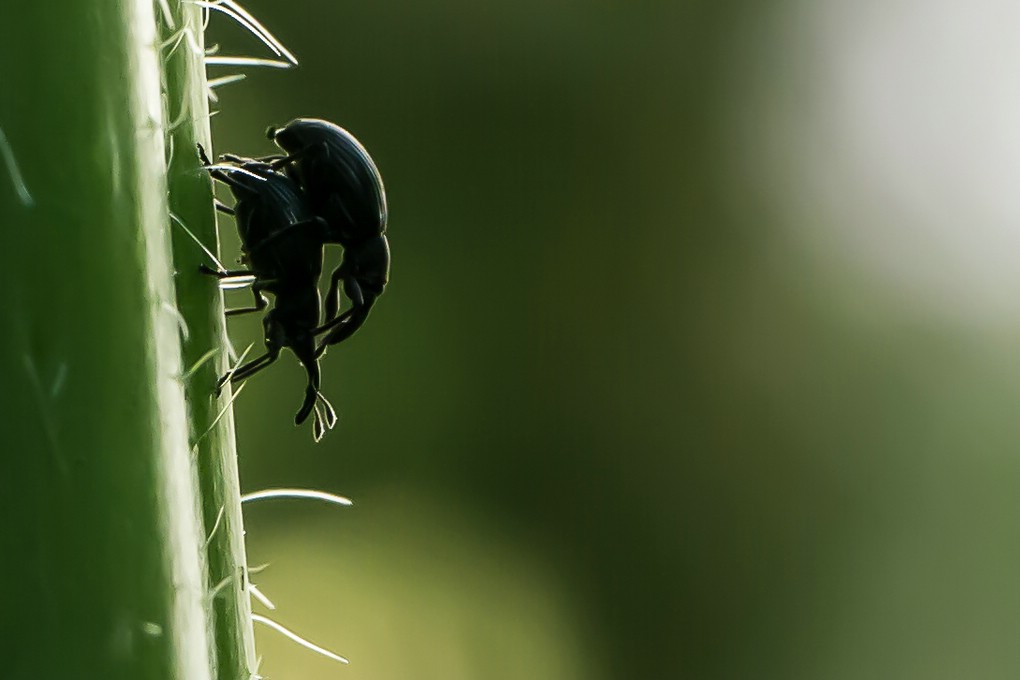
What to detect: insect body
<box><xmin>265</xmin><ymin>118</ymin><xmax>390</xmax><ymax>355</ymax></box>
<box><xmin>197</xmin><ymin>145</ymin><xmax>337</xmax><ymax>440</ymax></box>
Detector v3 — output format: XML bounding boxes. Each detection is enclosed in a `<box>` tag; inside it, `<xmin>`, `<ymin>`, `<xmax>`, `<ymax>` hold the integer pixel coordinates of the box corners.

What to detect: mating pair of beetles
<box><xmin>199</xmin><ymin>118</ymin><xmax>389</xmax><ymax>441</ymax></box>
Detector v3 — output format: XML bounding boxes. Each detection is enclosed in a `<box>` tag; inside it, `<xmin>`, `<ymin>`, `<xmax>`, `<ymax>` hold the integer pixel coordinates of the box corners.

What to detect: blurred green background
<box><xmin>208</xmin><ymin>1</ymin><xmax>1020</xmax><ymax>678</ymax></box>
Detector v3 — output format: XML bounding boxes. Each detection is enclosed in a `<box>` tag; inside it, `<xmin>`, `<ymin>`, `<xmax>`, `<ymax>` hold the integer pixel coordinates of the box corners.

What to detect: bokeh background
<box><xmin>207</xmin><ymin>1</ymin><xmax>1020</xmax><ymax>678</ymax></box>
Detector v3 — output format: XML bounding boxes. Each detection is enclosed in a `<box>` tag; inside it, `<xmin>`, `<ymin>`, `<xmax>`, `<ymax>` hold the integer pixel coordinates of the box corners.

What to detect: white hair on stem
<box><xmin>239</xmin><ymin>488</ymin><xmax>353</xmax><ymax>506</ymax></box>
<box><xmin>251</xmin><ymin>614</ymin><xmax>349</xmax><ymax>665</ymax></box>
<box><xmin>248</xmin><ymin>583</ymin><xmax>276</xmax><ymax>610</ymax></box>
<box><xmin>208</xmin><ymin>74</ymin><xmax>247</xmax><ymax>89</ymax></box>
<box><xmin>156</xmin><ymin>0</ymin><xmax>175</xmax><ymax>29</ymax></box>
<box><xmin>191</xmin><ymin>0</ymin><xmax>298</xmax><ymax>65</ymax></box>
<box><xmin>169</xmin><ymin>210</ymin><xmax>225</xmax><ymax>270</ymax></box>
<box><xmin>204</xmin><ymin>56</ymin><xmax>291</xmax><ymax>69</ymax></box>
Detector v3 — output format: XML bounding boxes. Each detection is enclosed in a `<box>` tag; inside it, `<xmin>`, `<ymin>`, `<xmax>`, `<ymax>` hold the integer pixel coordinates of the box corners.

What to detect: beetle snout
<box><xmin>265</xmin><ymin>125</ymin><xmax>279</xmax><ymax>140</ymax></box>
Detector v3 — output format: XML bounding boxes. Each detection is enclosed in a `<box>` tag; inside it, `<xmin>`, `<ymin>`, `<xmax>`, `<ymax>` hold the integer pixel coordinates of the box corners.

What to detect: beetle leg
<box><xmin>312</xmin><ymin>276</ymin><xmax>373</xmax><ymax>352</ymax></box>
<box><xmin>315</xmin><ymin>314</ymin><xmax>366</xmax><ymax>353</ymax></box>
<box><xmin>246</xmin><ymin>219</ymin><xmax>323</xmax><ymax>256</ymax></box>
<box><xmin>267</xmin><ymin>141</ymin><xmax>327</xmax><ymax>170</ymax></box>
<box><xmin>214</xmin><ymin>347</ymin><xmax>278</xmax><ymax>395</ymax></box>
<box><xmin>291</xmin><ymin>341</ymin><xmax>323</xmax><ymax>426</ymax></box>
<box><xmin>323</xmin><ymin>267</ymin><xmax>347</xmax><ymax>321</ymax></box>
<box><xmin>268</xmin><ymin>155</ymin><xmax>295</xmax><ymax>170</ymax></box>
<box><xmin>290</xmin><ymin>335</ymin><xmax>337</xmax><ymax>441</ymax></box>
<box><xmin>211</xmin><ymin>170</ymin><xmax>252</xmax><ymax>192</ymax></box>
<box><xmin>196</xmin><ymin>143</ymin><xmax>213</xmax><ymax>166</ymax></box>
<box><xmin>200</xmin><ymin>264</ymin><xmax>257</xmax><ymax>291</ymax></box>
<box><xmin>312</xmin><ymin>307</ymin><xmax>355</xmax><ymax>356</ymax></box>
<box><xmin>315</xmin><ymin>275</ymin><xmax>369</xmax><ymax>355</ymax></box>
<box><xmin>226</xmin><ymin>351</ymin><xmax>277</xmax><ymax>382</ymax></box>
<box><xmin>295</xmin><ymin>380</ymin><xmax>319</xmax><ymax>426</ymax></box>
<box><xmin>214</xmin><ymin>199</ymin><xmax>235</xmax><ymax>215</ymax></box>
<box><xmin>224</xmin><ymin>288</ymin><xmax>268</xmax><ymax>317</ymax></box>
<box><xmin>267</xmin><ymin>152</ymin><xmax>301</xmax><ymax>170</ymax></box>
<box><xmin>312</xmin><ymin>307</ymin><xmax>354</xmax><ymax>335</ymax></box>
<box><xmin>199</xmin><ymin>263</ymin><xmax>253</xmax><ymax>278</ymax></box>
<box><xmin>314</xmin><ymin>296</ymin><xmax>376</xmax><ymax>357</ymax></box>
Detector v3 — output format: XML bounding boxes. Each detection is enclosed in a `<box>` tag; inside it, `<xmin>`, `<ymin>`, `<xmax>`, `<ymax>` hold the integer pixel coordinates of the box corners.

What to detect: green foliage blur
<box><xmin>210</xmin><ymin>1</ymin><xmax>1020</xmax><ymax>678</ymax></box>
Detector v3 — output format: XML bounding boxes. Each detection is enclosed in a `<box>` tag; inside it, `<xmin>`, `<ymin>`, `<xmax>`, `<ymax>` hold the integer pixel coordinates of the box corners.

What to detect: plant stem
<box><xmin>0</xmin><ymin>0</ymin><xmax>214</xmax><ymax>678</ymax></box>
<box><xmin>160</xmin><ymin>2</ymin><xmax>259</xmax><ymax>680</ymax></box>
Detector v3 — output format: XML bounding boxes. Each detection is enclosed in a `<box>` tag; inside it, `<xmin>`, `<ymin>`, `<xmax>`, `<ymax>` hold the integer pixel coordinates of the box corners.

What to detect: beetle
<box><xmin>196</xmin><ymin>144</ymin><xmax>337</xmax><ymax>441</ymax></box>
<box><xmin>264</xmin><ymin>118</ymin><xmax>389</xmax><ymax>356</ymax></box>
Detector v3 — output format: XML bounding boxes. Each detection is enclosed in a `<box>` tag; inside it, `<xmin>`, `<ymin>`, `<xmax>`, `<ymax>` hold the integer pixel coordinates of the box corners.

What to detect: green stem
<box><xmin>160</xmin><ymin>3</ymin><xmax>258</xmax><ymax>680</ymax></box>
<box><xmin>0</xmin><ymin>1</ymin><xmax>214</xmax><ymax>678</ymax></box>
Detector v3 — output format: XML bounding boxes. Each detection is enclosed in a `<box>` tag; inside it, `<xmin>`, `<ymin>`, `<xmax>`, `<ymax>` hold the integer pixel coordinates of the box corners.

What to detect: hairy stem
<box><xmin>0</xmin><ymin>0</ymin><xmax>213</xmax><ymax>678</ymax></box>
<box><xmin>160</xmin><ymin>2</ymin><xmax>259</xmax><ymax>680</ymax></box>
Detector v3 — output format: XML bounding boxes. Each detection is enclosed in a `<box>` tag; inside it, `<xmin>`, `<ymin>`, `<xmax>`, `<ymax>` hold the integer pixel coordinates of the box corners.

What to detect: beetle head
<box><xmin>268</xmin><ymin>118</ymin><xmax>323</xmax><ymax>152</ymax></box>
<box><xmin>263</xmin><ymin>285</ymin><xmax>320</xmax><ymax>351</ymax></box>
<box><xmin>268</xmin><ymin>118</ymin><xmax>350</xmax><ymax>154</ymax></box>
<box><xmin>346</xmin><ymin>234</ymin><xmax>390</xmax><ymax>295</ymax></box>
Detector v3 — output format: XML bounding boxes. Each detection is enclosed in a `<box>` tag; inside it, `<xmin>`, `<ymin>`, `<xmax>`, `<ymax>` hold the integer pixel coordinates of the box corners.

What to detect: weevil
<box><xmin>264</xmin><ymin>118</ymin><xmax>389</xmax><ymax>356</ymax></box>
<box><xmin>197</xmin><ymin>144</ymin><xmax>337</xmax><ymax>441</ymax></box>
